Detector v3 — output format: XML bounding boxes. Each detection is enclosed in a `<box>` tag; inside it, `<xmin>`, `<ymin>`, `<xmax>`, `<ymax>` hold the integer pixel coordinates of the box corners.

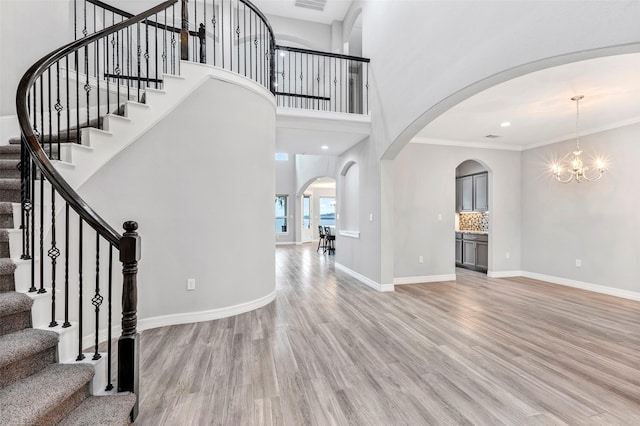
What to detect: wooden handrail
<box><xmin>16</xmin><ymin>0</ymin><xmax>178</xmax><ymax>247</ymax></box>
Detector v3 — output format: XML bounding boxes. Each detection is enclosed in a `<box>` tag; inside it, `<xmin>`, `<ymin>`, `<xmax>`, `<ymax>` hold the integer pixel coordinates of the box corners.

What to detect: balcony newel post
<box><xmin>180</xmin><ymin>0</ymin><xmax>189</xmax><ymax>60</ymax></box>
<box><xmin>118</xmin><ymin>221</ymin><xmax>141</xmax><ymax>421</ymax></box>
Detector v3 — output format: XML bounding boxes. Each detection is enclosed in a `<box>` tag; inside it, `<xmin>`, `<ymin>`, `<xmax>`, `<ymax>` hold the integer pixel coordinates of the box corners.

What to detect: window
<box><xmin>303</xmin><ymin>195</ymin><xmax>311</xmax><ymax>229</ymax></box>
<box><xmin>319</xmin><ymin>197</ymin><xmax>336</xmax><ymax>227</ymax></box>
<box><xmin>275</xmin><ymin>195</ymin><xmax>288</xmax><ymax>233</ymax></box>
<box><xmin>275</xmin><ymin>153</ymin><xmax>289</xmax><ymax>161</ymax></box>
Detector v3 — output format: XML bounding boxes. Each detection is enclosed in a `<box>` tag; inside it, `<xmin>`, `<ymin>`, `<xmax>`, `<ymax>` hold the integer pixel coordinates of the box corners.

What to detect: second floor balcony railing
<box><xmin>75</xmin><ymin>0</ymin><xmax>370</xmax><ymax>115</ymax></box>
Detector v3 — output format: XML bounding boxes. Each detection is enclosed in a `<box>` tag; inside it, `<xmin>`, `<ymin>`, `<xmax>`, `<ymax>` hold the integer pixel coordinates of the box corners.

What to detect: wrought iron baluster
<box><xmin>48</xmin><ymin>184</ymin><xmax>59</xmax><ymax>328</ymax></box>
<box><xmin>236</xmin><ymin>2</ymin><xmax>240</xmax><ymax>72</ymax></box>
<box><xmin>29</xmin><ymin>160</ymin><xmax>36</xmax><ymax>291</ymax></box>
<box><xmin>145</xmin><ymin>21</ymin><xmax>150</xmax><ymax>94</ymax></box>
<box><xmin>38</xmin><ymin>174</ymin><xmax>45</xmax><ymax>294</ymax></box>
<box><xmin>84</xmin><ymin>44</ymin><xmax>91</xmax><ymax>132</ymax></box>
<box><xmin>137</xmin><ymin>22</ymin><xmax>142</xmax><ymax>101</ymax></box>
<box><xmin>106</xmin><ymin>244</ymin><xmax>114</xmax><ymax>391</ymax></box>
<box><xmin>212</xmin><ymin>0</ymin><xmax>216</xmax><ymax>66</ymax></box>
<box><xmin>47</xmin><ymin>69</ymin><xmax>52</xmax><ymax>158</ymax></box>
<box><xmin>221</xmin><ymin>0</ymin><xmax>224</xmax><ymax>68</ymax></box>
<box><xmin>171</xmin><ymin>6</ymin><xmax>176</xmax><ymax>74</ymax></box>
<box><xmin>63</xmin><ymin>203</ymin><xmax>71</xmax><ymax>328</ymax></box>
<box><xmin>77</xmin><ymin>218</ymin><xmax>85</xmax><ymax>361</ymax></box>
<box><xmin>75</xmin><ymin>51</ymin><xmax>80</xmax><ymax>144</ymax></box>
<box><xmin>93</xmin><ymin>231</ymin><xmax>102</xmax><ymax>360</ymax></box>
<box><xmin>155</xmin><ymin>14</ymin><xmax>159</xmax><ymax>88</ymax></box>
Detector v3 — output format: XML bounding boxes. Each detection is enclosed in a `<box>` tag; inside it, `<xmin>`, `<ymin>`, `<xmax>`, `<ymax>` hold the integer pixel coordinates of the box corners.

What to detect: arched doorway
<box><xmin>455</xmin><ymin>159</ymin><xmax>490</xmax><ymax>274</ymax></box>
<box><xmin>298</xmin><ymin>177</ymin><xmax>336</xmax><ymax>243</ymax></box>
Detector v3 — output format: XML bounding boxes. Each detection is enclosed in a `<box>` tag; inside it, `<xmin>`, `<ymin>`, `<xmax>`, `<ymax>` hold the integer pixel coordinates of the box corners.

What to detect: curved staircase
<box><xmin>0</xmin><ymin>140</ymin><xmax>135</xmax><ymax>424</ymax></box>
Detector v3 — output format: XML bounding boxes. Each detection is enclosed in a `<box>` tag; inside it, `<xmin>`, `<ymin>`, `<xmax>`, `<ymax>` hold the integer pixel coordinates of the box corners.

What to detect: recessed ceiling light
<box><xmin>321</xmin><ymin>145</ymin><xmax>329</xmax><ymax>150</ymax></box>
<box><xmin>500</xmin><ymin>121</ymin><xmax>511</xmax><ymax>127</ymax></box>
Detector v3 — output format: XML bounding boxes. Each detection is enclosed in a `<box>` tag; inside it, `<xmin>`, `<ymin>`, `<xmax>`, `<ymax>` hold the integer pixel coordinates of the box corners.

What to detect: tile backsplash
<box><xmin>458</xmin><ymin>212</ymin><xmax>489</xmax><ymax>232</ymax></box>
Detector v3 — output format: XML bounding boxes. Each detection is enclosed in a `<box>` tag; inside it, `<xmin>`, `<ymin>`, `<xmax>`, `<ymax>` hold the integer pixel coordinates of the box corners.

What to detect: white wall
<box><xmin>0</xmin><ymin>0</ymin><xmax>74</xmax><ymax>117</ymax></box>
<box><xmin>521</xmin><ymin>122</ymin><xmax>640</xmax><ymax>294</ymax></box>
<box><xmin>393</xmin><ymin>142</ymin><xmax>522</xmax><ymax>279</ymax></box>
<box><xmin>78</xmin><ymin>75</ymin><xmax>276</xmax><ymax>322</ymax></box>
<box><xmin>267</xmin><ymin>14</ymin><xmax>332</xmax><ymax>51</ymax></box>
<box><xmin>336</xmin><ymin>138</ymin><xmax>385</xmax><ymax>285</ymax></box>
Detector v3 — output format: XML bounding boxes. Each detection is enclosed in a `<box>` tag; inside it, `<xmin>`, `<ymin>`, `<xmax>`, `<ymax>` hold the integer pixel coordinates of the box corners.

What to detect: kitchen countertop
<box><xmin>455</xmin><ymin>230</ymin><xmax>489</xmax><ymax>235</ymax></box>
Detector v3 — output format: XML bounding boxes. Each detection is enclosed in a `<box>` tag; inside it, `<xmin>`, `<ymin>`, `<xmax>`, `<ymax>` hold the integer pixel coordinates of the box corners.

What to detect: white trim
<box><xmin>335</xmin><ymin>262</ymin><xmax>394</xmax><ymax>292</ymax></box>
<box><xmin>521</xmin><ymin>271</ymin><xmax>640</xmax><ymax>302</ymax></box>
<box><xmin>410</xmin><ymin>136</ymin><xmax>523</xmax><ymax>151</ymax></box>
<box><xmin>393</xmin><ymin>274</ymin><xmax>456</xmax><ymax>285</ymax></box>
<box><xmin>138</xmin><ymin>289</ymin><xmax>277</xmax><ymax>331</ymax></box>
<box><xmin>275</xmin><ymin>241</ymin><xmax>296</xmax><ymax>245</ymax></box>
<box><xmin>338</xmin><ymin>230</ymin><xmax>360</xmax><ymax>238</ymax></box>
<box><xmin>487</xmin><ymin>270</ymin><xmax>524</xmax><ymax>278</ymax></box>
<box><xmin>523</xmin><ymin>116</ymin><xmax>640</xmax><ymax>150</ymax></box>
<box><xmin>411</xmin><ymin>116</ymin><xmax>640</xmax><ymax>153</ymax></box>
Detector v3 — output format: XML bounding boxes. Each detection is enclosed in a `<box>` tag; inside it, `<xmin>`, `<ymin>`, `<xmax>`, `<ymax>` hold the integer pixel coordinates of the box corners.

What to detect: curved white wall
<box><xmin>78</xmin><ymin>74</ymin><xmax>276</xmax><ymax>326</ymax></box>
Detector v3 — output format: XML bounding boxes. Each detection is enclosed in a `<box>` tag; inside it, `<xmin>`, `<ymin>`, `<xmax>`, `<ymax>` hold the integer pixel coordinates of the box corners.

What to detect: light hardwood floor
<box><xmin>133</xmin><ymin>244</ymin><xmax>640</xmax><ymax>425</ymax></box>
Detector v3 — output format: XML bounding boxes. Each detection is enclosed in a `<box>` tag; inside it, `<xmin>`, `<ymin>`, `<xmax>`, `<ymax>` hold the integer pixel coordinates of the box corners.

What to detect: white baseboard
<box><xmin>138</xmin><ymin>289</ymin><xmax>277</xmax><ymax>331</ymax></box>
<box><xmin>393</xmin><ymin>274</ymin><xmax>456</xmax><ymax>285</ymax></box>
<box><xmin>335</xmin><ymin>262</ymin><xmax>394</xmax><ymax>292</ymax></box>
<box><xmin>521</xmin><ymin>271</ymin><xmax>640</xmax><ymax>302</ymax></box>
<box><xmin>275</xmin><ymin>241</ymin><xmax>295</xmax><ymax>245</ymax></box>
<box><xmin>487</xmin><ymin>270</ymin><xmax>523</xmax><ymax>278</ymax></box>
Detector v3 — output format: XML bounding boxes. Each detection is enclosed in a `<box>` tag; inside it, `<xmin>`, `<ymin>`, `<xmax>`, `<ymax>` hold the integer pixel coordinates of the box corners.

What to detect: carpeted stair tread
<box><xmin>0</xmin><ymin>145</ymin><xmax>21</xmax><ymax>158</ymax></box>
<box><xmin>0</xmin><ymin>228</ymin><xmax>10</xmax><ymax>241</ymax></box>
<box><xmin>0</xmin><ymin>178</ymin><xmax>21</xmax><ymax>190</ymax></box>
<box><xmin>0</xmin><ymin>292</ymin><xmax>33</xmax><ymax>317</ymax></box>
<box><xmin>0</xmin><ymin>363</ymin><xmax>94</xmax><ymax>425</ymax></box>
<box><xmin>0</xmin><ymin>258</ymin><xmax>16</xmax><ymax>276</ymax></box>
<box><xmin>0</xmin><ymin>292</ymin><xmax>33</xmax><ymax>335</ymax></box>
<box><xmin>0</xmin><ymin>329</ymin><xmax>58</xmax><ymax>368</ymax></box>
<box><xmin>0</xmin><ymin>159</ymin><xmax>20</xmax><ymax>169</ymax></box>
<box><xmin>58</xmin><ymin>393</ymin><xmax>137</xmax><ymax>426</ymax></box>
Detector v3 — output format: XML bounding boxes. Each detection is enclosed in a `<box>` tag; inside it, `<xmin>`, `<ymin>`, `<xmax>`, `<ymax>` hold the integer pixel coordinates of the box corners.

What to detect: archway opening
<box><xmin>455</xmin><ymin>159</ymin><xmax>490</xmax><ymax>274</ymax></box>
<box><xmin>299</xmin><ymin>176</ymin><xmax>336</xmax><ymax>244</ymax></box>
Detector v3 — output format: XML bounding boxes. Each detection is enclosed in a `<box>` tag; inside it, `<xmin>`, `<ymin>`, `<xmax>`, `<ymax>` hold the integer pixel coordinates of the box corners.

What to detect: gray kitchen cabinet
<box><xmin>476</xmin><ymin>242</ymin><xmax>488</xmax><ymax>269</ymax></box>
<box><xmin>473</xmin><ymin>173</ymin><xmax>488</xmax><ymax>211</ymax></box>
<box><xmin>456</xmin><ymin>176</ymin><xmax>473</xmax><ymax>212</ymax></box>
<box><xmin>456</xmin><ymin>233</ymin><xmax>488</xmax><ymax>272</ymax></box>
<box><xmin>462</xmin><ymin>240</ymin><xmax>476</xmax><ymax>266</ymax></box>
<box><xmin>456</xmin><ymin>172</ymin><xmax>488</xmax><ymax>212</ymax></box>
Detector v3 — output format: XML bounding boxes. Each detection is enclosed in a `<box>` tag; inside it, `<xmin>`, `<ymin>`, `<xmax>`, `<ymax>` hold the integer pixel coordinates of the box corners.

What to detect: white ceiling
<box><xmin>307</xmin><ymin>176</ymin><xmax>336</xmax><ymax>190</ymax></box>
<box><xmin>415</xmin><ymin>53</ymin><xmax>640</xmax><ymax>150</ymax></box>
<box><xmin>276</xmin><ymin>109</ymin><xmax>370</xmax><ymax>156</ymax></box>
<box><xmin>251</xmin><ymin>0</ymin><xmax>352</xmax><ymax>25</ymax></box>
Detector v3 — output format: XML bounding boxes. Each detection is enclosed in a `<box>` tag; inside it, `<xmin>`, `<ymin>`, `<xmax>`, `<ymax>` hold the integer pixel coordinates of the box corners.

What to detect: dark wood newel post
<box><xmin>118</xmin><ymin>221</ymin><xmax>141</xmax><ymax>421</ymax></box>
<box><xmin>180</xmin><ymin>0</ymin><xmax>189</xmax><ymax>60</ymax></box>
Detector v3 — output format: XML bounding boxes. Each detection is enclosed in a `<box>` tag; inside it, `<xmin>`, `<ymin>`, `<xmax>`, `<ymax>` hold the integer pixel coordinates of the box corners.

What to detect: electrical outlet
<box><xmin>419</xmin><ymin>255</ymin><xmax>424</xmax><ymax>264</ymax></box>
<box><xmin>369</xmin><ymin>213</ymin><xmax>373</xmax><ymax>222</ymax></box>
<box><xmin>187</xmin><ymin>278</ymin><xmax>196</xmax><ymax>291</ymax></box>
<box><xmin>575</xmin><ymin>259</ymin><xmax>582</xmax><ymax>267</ymax></box>
<box><xmin>437</xmin><ymin>214</ymin><xmax>442</xmax><ymax>221</ymax></box>
<box><xmin>505</xmin><ymin>252</ymin><xmax>510</xmax><ymax>259</ymax></box>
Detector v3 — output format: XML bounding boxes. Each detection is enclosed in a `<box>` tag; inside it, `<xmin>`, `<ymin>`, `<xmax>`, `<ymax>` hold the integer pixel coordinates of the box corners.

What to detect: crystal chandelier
<box><xmin>551</xmin><ymin>95</ymin><xmax>605</xmax><ymax>183</ymax></box>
